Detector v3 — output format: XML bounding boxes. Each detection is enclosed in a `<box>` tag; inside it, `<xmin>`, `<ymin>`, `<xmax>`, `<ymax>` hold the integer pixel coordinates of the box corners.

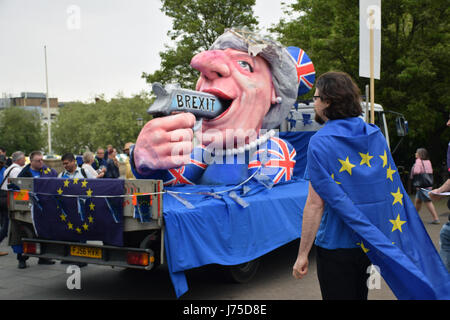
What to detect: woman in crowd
<box><xmin>82</xmin><ymin>151</ymin><xmax>105</xmax><ymax>178</ymax></box>
<box><xmin>411</xmin><ymin>148</ymin><xmax>440</xmax><ymax>224</ymax></box>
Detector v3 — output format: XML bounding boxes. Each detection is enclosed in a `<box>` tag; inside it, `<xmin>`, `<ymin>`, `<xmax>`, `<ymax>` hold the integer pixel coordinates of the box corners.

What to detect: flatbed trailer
<box><xmin>7</xmin><ymin>178</ymin><xmax>165</xmax><ymax>270</ymax></box>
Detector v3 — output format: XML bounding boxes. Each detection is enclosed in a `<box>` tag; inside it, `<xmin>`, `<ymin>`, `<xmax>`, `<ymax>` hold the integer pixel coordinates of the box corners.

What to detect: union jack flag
<box><xmin>165</xmin><ymin>166</ymin><xmax>195</xmax><ymax>186</ymax></box>
<box><xmin>287</xmin><ymin>46</ymin><xmax>315</xmax><ymax>96</ymax></box>
<box><xmin>163</xmin><ymin>146</ymin><xmax>208</xmax><ymax>186</ymax></box>
<box><xmin>249</xmin><ymin>137</ymin><xmax>297</xmax><ymax>184</ymax></box>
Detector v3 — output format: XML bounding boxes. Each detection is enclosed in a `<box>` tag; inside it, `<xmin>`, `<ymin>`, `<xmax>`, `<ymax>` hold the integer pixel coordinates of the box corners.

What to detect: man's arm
<box><xmin>429</xmin><ymin>178</ymin><xmax>450</xmax><ymax>201</ymax></box>
<box><xmin>292</xmin><ymin>182</ymin><xmax>324</xmax><ymax>279</ymax></box>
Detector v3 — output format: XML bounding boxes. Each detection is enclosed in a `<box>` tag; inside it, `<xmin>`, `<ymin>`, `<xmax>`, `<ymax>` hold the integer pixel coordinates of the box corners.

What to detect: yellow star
<box><xmin>391</xmin><ymin>187</ymin><xmax>404</xmax><ymax>206</ymax></box>
<box><xmin>86</xmin><ymin>188</ymin><xmax>93</xmax><ymax>197</ymax></box>
<box><xmin>82</xmin><ymin>223</ymin><xmax>89</xmax><ymax>231</ymax></box>
<box><xmin>359</xmin><ymin>152</ymin><xmax>373</xmax><ymax>167</ymax></box>
<box><xmin>357</xmin><ymin>241</ymin><xmax>370</xmax><ymax>253</ymax></box>
<box><xmin>89</xmin><ymin>202</ymin><xmax>95</xmax><ymax>211</ymax></box>
<box><xmin>379</xmin><ymin>150</ymin><xmax>388</xmax><ymax>168</ymax></box>
<box><xmin>88</xmin><ymin>215</ymin><xmax>94</xmax><ymax>223</ymax></box>
<box><xmin>57</xmin><ymin>188</ymin><xmax>63</xmax><ymax>195</ymax></box>
<box><xmin>81</xmin><ymin>180</ymin><xmax>88</xmax><ymax>188</ymax></box>
<box><xmin>67</xmin><ymin>222</ymin><xmax>73</xmax><ymax>230</ymax></box>
<box><xmin>76</xmin><ymin>227</ymin><xmax>82</xmax><ymax>234</ymax></box>
<box><xmin>73</xmin><ymin>178</ymin><xmax>79</xmax><ymax>184</ymax></box>
<box><xmin>60</xmin><ymin>214</ymin><xmax>66</xmax><ymax>221</ymax></box>
<box><xmin>390</xmin><ymin>214</ymin><xmax>406</xmax><ymax>233</ymax></box>
<box><xmin>338</xmin><ymin>156</ymin><xmax>356</xmax><ymax>175</ymax></box>
<box><xmin>386</xmin><ymin>165</ymin><xmax>396</xmax><ymax>182</ymax></box>
<box><xmin>63</xmin><ymin>179</ymin><xmax>70</xmax><ymax>187</ymax></box>
<box><xmin>331</xmin><ymin>173</ymin><xmax>341</xmax><ymax>184</ymax></box>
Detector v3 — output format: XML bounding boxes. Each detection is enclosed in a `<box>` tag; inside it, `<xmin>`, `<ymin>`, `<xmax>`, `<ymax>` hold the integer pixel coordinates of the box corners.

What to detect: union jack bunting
<box><xmin>287</xmin><ymin>46</ymin><xmax>315</xmax><ymax>96</ymax></box>
<box><xmin>249</xmin><ymin>137</ymin><xmax>297</xmax><ymax>184</ymax></box>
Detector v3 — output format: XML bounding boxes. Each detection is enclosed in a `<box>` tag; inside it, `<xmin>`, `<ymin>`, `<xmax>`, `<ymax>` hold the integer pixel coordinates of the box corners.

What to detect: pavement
<box><xmin>0</xmin><ymin>195</ymin><xmax>448</xmax><ymax>300</ymax></box>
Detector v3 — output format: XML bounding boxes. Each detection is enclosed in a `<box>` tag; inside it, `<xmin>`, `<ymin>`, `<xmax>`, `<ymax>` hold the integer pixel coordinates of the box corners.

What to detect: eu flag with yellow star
<box><xmin>307</xmin><ymin>117</ymin><xmax>450</xmax><ymax>299</ymax></box>
<box><xmin>32</xmin><ymin>178</ymin><xmax>124</xmax><ymax>246</ymax></box>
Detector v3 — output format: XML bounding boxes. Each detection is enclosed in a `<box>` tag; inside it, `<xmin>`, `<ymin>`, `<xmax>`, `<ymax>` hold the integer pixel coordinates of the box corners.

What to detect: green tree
<box><xmin>142</xmin><ymin>0</ymin><xmax>258</xmax><ymax>88</ymax></box>
<box><xmin>52</xmin><ymin>101</ymin><xmax>97</xmax><ymax>154</ymax></box>
<box><xmin>52</xmin><ymin>94</ymin><xmax>152</xmax><ymax>154</ymax></box>
<box><xmin>273</xmin><ymin>0</ymin><xmax>450</xmax><ymax>169</ymax></box>
<box><xmin>0</xmin><ymin>107</ymin><xmax>45</xmax><ymax>154</ymax></box>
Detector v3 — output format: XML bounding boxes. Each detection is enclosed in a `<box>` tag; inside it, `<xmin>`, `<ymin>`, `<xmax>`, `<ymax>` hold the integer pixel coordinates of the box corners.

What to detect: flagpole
<box><xmin>369</xmin><ymin>10</ymin><xmax>375</xmax><ymax>124</ymax></box>
<box><xmin>44</xmin><ymin>45</ymin><xmax>52</xmax><ymax>155</ymax></box>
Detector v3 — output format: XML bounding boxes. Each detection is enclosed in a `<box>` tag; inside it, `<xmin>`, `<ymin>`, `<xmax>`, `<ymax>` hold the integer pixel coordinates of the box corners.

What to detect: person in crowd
<box><xmin>411</xmin><ymin>148</ymin><xmax>440</xmax><ymax>224</ymax></box>
<box><xmin>81</xmin><ymin>151</ymin><xmax>105</xmax><ymax>178</ymax></box>
<box><xmin>0</xmin><ymin>155</ymin><xmax>8</xmax><ymax>256</ymax></box>
<box><xmin>104</xmin><ymin>148</ymin><xmax>120</xmax><ymax>178</ymax></box>
<box><xmin>123</xmin><ymin>142</ymin><xmax>135</xmax><ymax>179</ymax></box>
<box><xmin>92</xmin><ymin>148</ymin><xmax>107</xmax><ymax>172</ymax></box>
<box><xmin>292</xmin><ymin>72</ymin><xmax>373</xmax><ymax>300</ymax></box>
<box><xmin>0</xmin><ymin>155</ymin><xmax>6</xmax><ymax>184</ymax></box>
<box><xmin>0</xmin><ymin>151</ymin><xmax>26</xmax><ymax>256</ymax></box>
<box><xmin>18</xmin><ymin>151</ymin><xmax>57</xmax><ymax>178</ymax></box>
<box><xmin>0</xmin><ymin>147</ymin><xmax>12</xmax><ymax>167</ymax></box>
<box><xmin>2</xmin><ymin>151</ymin><xmax>26</xmax><ymax>182</ymax></box>
<box><xmin>58</xmin><ymin>153</ymin><xmax>95</xmax><ymax>179</ymax></box>
<box><xmin>15</xmin><ymin>151</ymin><xmax>57</xmax><ymax>268</ymax></box>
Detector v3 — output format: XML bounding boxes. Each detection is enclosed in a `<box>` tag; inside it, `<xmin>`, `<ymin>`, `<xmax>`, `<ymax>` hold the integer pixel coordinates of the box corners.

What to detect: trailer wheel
<box><xmin>139</xmin><ymin>232</ymin><xmax>161</xmax><ymax>269</ymax></box>
<box><xmin>225</xmin><ymin>258</ymin><xmax>260</xmax><ymax>283</ymax></box>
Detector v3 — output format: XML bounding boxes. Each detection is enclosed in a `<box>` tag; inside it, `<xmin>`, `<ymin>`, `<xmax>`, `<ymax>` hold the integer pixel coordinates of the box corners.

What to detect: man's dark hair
<box><xmin>29</xmin><ymin>150</ymin><xmax>43</xmax><ymax>161</ymax></box>
<box><xmin>61</xmin><ymin>153</ymin><xmax>76</xmax><ymax>162</ymax></box>
<box><xmin>316</xmin><ymin>71</ymin><xmax>362</xmax><ymax>120</ymax></box>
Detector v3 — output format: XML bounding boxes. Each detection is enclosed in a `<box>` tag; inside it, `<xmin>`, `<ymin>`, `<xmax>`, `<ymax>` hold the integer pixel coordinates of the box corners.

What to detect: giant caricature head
<box><xmin>133</xmin><ymin>28</ymin><xmax>314</xmax><ymax>175</ymax></box>
<box><xmin>190</xmin><ymin>28</ymin><xmax>303</xmax><ymax>147</ymax></box>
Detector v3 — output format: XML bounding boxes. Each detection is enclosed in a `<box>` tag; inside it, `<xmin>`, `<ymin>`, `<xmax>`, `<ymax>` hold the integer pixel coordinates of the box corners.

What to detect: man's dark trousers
<box><xmin>316</xmin><ymin>246</ymin><xmax>372</xmax><ymax>300</ymax></box>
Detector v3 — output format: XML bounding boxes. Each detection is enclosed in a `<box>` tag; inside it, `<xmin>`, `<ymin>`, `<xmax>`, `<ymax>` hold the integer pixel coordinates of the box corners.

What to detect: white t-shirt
<box><xmin>81</xmin><ymin>163</ymin><xmax>99</xmax><ymax>178</ymax></box>
<box><xmin>58</xmin><ymin>166</ymin><xmax>95</xmax><ymax>179</ymax></box>
<box><xmin>1</xmin><ymin>163</ymin><xmax>24</xmax><ymax>190</ymax></box>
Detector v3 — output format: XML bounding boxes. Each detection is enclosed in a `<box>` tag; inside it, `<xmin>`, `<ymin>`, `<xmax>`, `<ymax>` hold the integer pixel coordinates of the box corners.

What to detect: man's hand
<box><xmin>429</xmin><ymin>189</ymin><xmax>442</xmax><ymax>201</ymax></box>
<box><xmin>292</xmin><ymin>255</ymin><xmax>309</xmax><ymax>279</ymax></box>
<box><xmin>134</xmin><ymin>113</ymin><xmax>195</xmax><ymax>174</ymax></box>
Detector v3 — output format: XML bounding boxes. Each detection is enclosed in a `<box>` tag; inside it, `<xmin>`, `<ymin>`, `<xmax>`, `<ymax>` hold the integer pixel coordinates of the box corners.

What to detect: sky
<box><xmin>0</xmin><ymin>0</ymin><xmax>296</xmax><ymax>103</ymax></box>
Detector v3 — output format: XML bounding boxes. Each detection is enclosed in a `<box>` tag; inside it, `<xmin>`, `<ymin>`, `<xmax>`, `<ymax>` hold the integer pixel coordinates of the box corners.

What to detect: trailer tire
<box><xmin>225</xmin><ymin>258</ymin><xmax>260</xmax><ymax>283</ymax></box>
<box><xmin>139</xmin><ymin>232</ymin><xmax>161</xmax><ymax>269</ymax></box>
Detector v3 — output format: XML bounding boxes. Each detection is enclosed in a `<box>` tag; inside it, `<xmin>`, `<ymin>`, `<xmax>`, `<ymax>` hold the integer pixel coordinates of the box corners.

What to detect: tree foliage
<box><xmin>142</xmin><ymin>0</ymin><xmax>258</xmax><ymax>88</ymax></box>
<box><xmin>272</xmin><ymin>0</ymin><xmax>450</xmax><ymax>168</ymax></box>
<box><xmin>0</xmin><ymin>107</ymin><xmax>45</xmax><ymax>154</ymax></box>
<box><xmin>52</xmin><ymin>94</ymin><xmax>152</xmax><ymax>154</ymax></box>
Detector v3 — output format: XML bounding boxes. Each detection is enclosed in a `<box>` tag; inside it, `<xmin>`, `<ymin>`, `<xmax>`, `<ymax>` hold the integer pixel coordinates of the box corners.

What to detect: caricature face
<box><xmin>191</xmin><ymin>48</ymin><xmax>277</xmax><ymax>147</ymax></box>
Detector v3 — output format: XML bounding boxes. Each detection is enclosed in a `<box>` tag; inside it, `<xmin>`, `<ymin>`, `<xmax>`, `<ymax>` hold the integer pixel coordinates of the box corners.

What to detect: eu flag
<box><xmin>307</xmin><ymin>117</ymin><xmax>450</xmax><ymax>299</ymax></box>
<box><xmin>33</xmin><ymin>178</ymin><xmax>124</xmax><ymax>246</ymax></box>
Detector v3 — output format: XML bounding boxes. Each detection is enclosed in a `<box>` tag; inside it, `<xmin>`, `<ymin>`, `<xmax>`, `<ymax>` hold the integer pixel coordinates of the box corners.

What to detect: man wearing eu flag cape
<box><xmin>292</xmin><ymin>71</ymin><xmax>450</xmax><ymax>300</ymax></box>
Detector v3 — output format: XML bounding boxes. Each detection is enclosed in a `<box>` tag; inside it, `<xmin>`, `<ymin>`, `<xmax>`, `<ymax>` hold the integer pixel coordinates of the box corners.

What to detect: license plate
<box><xmin>70</xmin><ymin>246</ymin><xmax>102</xmax><ymax>259</ymax></box>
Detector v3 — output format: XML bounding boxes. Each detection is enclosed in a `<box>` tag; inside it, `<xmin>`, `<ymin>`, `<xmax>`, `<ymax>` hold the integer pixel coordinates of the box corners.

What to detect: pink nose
<box><xmin>190</xmin><ymin>50</ymin><xmax>231</xmax><ymax>80</ymax></box>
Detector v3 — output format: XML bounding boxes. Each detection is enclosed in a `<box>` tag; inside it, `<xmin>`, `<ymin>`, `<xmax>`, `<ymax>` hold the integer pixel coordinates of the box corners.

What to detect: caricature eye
<box><xmin>237</xmin><ymin>60</ymin><xmax>254</xmax><ymax>73</ymax></box>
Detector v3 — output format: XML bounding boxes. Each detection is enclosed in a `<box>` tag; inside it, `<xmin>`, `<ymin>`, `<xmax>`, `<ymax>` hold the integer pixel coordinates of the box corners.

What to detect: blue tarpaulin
<box><xmin>163</xmin><ymin>178</ymin><xmax>309</xmax><ymax>298</ymax></box>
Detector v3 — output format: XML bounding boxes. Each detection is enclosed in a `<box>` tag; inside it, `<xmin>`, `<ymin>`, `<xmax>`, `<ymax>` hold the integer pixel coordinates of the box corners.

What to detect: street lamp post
<box><xmin>44</xmin><ymin>45</ymin><xmax>52</xmax><ymax>155</ymax></box>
